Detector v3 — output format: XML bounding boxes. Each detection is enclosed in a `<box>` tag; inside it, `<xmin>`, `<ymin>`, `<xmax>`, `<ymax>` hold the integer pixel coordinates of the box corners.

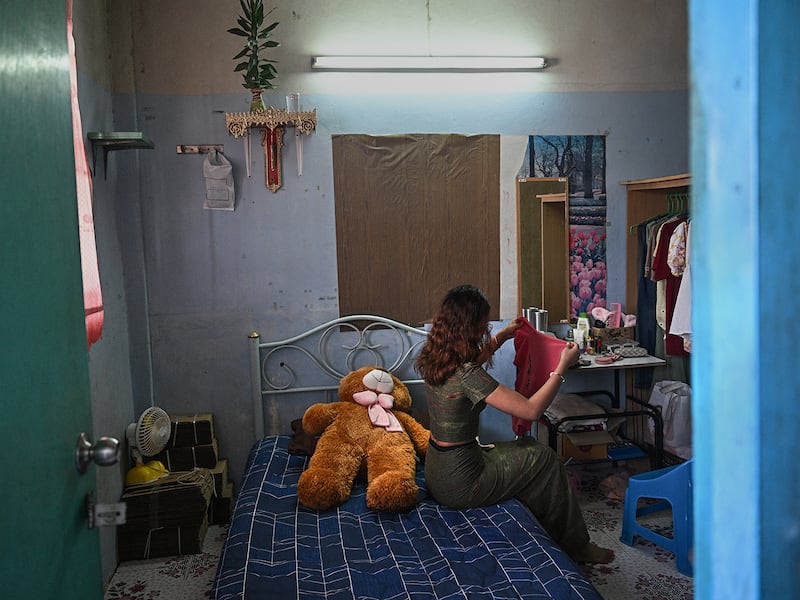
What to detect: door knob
<box><xmin>75</xmin><ymin>432</ymin><xmax>120</xmax><ymax>474</ymax></box>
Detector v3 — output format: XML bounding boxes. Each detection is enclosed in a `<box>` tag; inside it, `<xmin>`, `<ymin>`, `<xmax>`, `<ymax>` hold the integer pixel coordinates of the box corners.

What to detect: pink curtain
<box><xmin>67</xmin><ymin>0</ymin><xmax>103</xmax><ymax>348</ymax></box>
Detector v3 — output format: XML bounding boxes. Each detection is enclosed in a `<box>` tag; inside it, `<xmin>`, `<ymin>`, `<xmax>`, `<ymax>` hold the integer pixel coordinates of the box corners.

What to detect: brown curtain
<box><xmin>333</xmin><ymin>134</ymin><xmax>500</xmax><ymax>325</ymax></box>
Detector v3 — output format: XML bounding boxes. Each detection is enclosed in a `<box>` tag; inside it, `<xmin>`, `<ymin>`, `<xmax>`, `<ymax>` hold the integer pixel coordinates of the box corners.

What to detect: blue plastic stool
<box><xmin>620</xmin><ymin>459</ymin><xmax>693</xmax><ymax>576</ymax></box>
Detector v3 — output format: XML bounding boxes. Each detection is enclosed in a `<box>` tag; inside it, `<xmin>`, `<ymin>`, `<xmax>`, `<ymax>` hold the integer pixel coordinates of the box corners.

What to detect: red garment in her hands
<box><xmin>512</xmin><ymin>319</ymin><xmax>567</xmax><ymax>436</ymax></box>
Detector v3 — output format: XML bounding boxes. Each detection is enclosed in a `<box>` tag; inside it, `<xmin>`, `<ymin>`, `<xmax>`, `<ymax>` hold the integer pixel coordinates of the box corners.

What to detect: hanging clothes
<box><xmin>635</xmin><ymin>222</ymin><xmax>658</xmax><ymax>388</ymax></box>
<box><xmin>651</xmin><ymin>215</ymin><xmax>688</xmax><ymax>356</ymax></box>
<box><xmin>651</xmin><ymin>214</ymin><xmax>684</xmax><ymax>334</ymax></box>
<box><xmin>669</xmin><ymin>221</ymin><xmax>692</xmax><ymax>352</ymax></box>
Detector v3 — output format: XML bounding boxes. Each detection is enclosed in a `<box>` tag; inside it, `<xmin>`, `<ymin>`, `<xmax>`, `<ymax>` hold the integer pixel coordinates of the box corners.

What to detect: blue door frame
<box><xmin>691</xmin><ymin>0</ymin><xmax>800</xmax><ymax>597</ymax></box>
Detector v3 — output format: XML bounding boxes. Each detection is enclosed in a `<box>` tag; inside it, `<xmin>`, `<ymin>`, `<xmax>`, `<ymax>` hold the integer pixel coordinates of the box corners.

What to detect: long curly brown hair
<box><xmin>416</xmin><ymin>284</ymin><xmax>492</xmax><ymax>386</ymax></box>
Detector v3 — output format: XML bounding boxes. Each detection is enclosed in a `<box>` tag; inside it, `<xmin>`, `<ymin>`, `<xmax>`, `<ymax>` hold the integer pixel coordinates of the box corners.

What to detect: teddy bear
<box><xmin>296</xmin><ymin>365</ymin><xmax>430</xmax><ymax>512</ymax></box>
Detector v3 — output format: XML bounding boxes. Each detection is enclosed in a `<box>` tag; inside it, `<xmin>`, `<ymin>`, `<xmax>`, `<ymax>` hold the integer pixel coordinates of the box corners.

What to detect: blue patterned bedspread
<box><xmin>212</xmin><ymin>435</ymin><xmax>601</xmax><ymax>599</ymax></box>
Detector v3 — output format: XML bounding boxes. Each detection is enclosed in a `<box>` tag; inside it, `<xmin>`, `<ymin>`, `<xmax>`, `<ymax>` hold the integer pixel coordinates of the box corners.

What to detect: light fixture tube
<box><xmin>311</xmin><ymin>56</ymin><xmax>547</xmax><ymax>71</ymax></box>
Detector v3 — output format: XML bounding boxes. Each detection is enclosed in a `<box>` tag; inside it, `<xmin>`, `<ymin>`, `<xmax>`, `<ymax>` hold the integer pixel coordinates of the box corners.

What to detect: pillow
<box><xmin>288</xmin><ymin>418</ymin><xmax>318</xmax><ymax>455</ymax></box>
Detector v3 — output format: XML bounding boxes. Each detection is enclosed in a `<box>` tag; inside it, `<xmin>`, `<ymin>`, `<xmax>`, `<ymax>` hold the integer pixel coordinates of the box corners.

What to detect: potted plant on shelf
<box><xmin>228</xmin><ymin>0</ymin><xmax>279</xmax><ymax>112</ymax></box>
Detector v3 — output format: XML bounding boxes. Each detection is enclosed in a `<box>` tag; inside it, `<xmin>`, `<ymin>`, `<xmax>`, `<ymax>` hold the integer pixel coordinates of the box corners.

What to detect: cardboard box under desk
<box><xmin>538</xmin><ymin>422</ymin><xmax>615</xmax><ymax>462</ymax></box>
<box><xmin>151</xmin><ymin>438</ymin><xmax>218</xmax><ymax>471</ymax></box>
<box><xmin>118</xmin><ymin>516</ymin><xmax>208</xmax><ymax>561</ymax></box>
<box><xmin>167</xmin><ymin>413</ymin><xmax>215</xmax><ymax>448</ymax></box>
<box><xmin>562</xmin><ymin>430</ymin><xmax>615</xmax><ymax>461</ymax></box>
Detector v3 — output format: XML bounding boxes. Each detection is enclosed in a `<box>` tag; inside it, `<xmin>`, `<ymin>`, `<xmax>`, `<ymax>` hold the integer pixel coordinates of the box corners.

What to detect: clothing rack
<box><xmin>621</xmin><ymin>174</ymin><xmax>692</xmax><ymax>465</ymax></box>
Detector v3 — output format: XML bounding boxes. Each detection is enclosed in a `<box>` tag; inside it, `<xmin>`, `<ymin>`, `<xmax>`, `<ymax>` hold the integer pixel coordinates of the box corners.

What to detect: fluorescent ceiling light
<box><xmin>311</xmin><ymin>56</ymin><xmax>547</xmax><ymax>71</ymax></box>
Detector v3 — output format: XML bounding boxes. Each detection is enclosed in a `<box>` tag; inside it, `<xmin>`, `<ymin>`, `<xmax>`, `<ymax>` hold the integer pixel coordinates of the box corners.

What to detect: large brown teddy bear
<box><xmin>297</xmin><ymin>365</ymin><xmax>429</xmax><ymax>512</ymax></box>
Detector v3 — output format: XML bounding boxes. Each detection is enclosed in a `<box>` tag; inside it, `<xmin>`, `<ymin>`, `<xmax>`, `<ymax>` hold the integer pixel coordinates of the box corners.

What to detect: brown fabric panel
<box><xmin>333</xmin><ymin>134</ymin><xmax>499</xmax><ymax>325</ymax></box>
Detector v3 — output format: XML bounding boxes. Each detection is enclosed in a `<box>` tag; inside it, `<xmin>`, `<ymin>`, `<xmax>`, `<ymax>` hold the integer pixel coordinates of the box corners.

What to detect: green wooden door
<box><xmin>0</xmin><ymin>0</ymin><xmax>102</xmax><ymax>597</ymax></box>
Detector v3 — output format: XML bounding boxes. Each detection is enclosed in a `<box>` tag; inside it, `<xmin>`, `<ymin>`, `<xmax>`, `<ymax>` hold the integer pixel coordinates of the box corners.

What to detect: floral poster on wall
<box><xmin>521</xmin><ymin>135</ymin><xmax>607</xmax><ymax>319</ymax></box>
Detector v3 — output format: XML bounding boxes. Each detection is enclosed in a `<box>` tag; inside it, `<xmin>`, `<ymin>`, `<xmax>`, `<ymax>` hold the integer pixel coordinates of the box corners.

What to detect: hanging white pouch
<box><xmin>646</xmin><ymin>379</ymin><xmax>692</xmax><ymax>458</ymax></box>
<box><xmin>203</xmin><ymin>149</ymin><xmax>235</xmax><ymax>210</ymax></box>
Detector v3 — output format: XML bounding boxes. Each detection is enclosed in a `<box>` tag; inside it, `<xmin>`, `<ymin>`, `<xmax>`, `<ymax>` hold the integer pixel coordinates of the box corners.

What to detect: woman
<box><xmin>416</xmin><ymin>284</ymin><xmax>613</xmax><ymax>564</ymax></box>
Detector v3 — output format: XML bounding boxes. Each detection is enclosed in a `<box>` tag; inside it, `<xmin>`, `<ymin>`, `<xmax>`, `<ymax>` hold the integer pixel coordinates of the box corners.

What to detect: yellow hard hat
<box><xmin>125</xmin><ymin>462</ymin><xmax>168</xmax><ymax>486</ymax></box>
<box><xmin>144</xmin><ymin>460</ymin><xmax>168</xmax><ymax>475</ymax></box>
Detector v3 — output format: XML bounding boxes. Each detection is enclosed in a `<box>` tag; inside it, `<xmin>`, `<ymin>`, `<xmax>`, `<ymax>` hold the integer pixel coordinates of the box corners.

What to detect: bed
<box><xmin>212</xmin><ymin>315</ymin><xmax>602</xmax><ymax>599</ymax></box>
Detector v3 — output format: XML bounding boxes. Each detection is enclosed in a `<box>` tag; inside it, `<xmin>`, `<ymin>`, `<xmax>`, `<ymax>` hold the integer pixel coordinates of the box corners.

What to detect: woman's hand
<box><xmin>558</xmin><ymin>342</ymin><xmax>580</xmax><ymax>371</ymax></box>
<box><xmin>497</xmin><ymin>317</ymin><xmax>525</xmax><ymax>344</ymax></box>
<box><xmin>479</xmin><ymin>317</ymin><xmax>526</xmax><ymax>364</ymax></box>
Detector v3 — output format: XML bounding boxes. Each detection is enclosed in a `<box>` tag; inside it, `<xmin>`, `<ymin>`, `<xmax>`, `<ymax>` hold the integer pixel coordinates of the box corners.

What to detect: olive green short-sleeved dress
<box><xmin>424</xmin><ymin>362</ymin><xmax>589</xmax><ymax>556</ymax></box>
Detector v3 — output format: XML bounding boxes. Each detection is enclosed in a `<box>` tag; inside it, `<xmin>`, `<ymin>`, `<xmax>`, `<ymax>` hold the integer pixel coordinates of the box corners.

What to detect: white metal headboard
<box><xmin>248</xmin><ymin>315</ymin><xmax>429</xmax><ymax>439</ymax></box>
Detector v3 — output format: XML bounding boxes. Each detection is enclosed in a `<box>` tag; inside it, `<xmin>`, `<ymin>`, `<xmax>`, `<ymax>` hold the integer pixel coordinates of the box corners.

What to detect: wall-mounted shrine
<box><xmin>225</xmin><ymin>107</ymin><xmax>317</xmax><ymax>192</ymax></box>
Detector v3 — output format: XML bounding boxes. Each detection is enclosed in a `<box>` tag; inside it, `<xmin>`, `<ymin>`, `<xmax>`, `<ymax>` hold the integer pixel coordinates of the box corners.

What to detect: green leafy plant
<box><xmin>228</xmin><ymin>0</ymin><xmax>279</xmax><ymax>90</ymax></box>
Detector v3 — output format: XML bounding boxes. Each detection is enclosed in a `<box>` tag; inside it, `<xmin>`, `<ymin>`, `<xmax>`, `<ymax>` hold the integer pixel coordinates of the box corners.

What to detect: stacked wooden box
<box><xmin>150</xmin><ymin>412</ymin><xmax>234</xmax><ymax>526</ymax></box>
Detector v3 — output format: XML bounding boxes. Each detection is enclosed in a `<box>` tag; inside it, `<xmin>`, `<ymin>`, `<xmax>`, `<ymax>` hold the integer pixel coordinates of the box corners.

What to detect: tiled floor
<box><xmin>575</xmin><ymin>460</ymin><xmax>694</xmax><ymax>599</ymax></box>
<box><xmin>104</xmin><ymin>525</ymin><xmax>227</xmax><ymax>600</ymax></box>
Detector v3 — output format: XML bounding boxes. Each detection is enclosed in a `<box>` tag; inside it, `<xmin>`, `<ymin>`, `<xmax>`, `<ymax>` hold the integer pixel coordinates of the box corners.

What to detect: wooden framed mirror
<box><xmin>516</xmin><ymin>177</ymin><xmax>570</xmax><ymax>324</ymax></box>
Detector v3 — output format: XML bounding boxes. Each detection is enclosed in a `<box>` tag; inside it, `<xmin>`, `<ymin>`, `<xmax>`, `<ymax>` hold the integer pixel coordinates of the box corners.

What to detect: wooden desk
<box><xmin>543</xmin><ymin>352</ymin><xmax>668</xmax><ymax>467</ymax></box>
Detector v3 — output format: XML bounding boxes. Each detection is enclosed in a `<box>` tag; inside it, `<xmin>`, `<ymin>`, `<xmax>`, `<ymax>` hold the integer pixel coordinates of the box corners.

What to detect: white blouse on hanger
<box><xmin>669</xmin><ymin>221</ymin><xmax>692</xmax><ymax>352</ymax></box>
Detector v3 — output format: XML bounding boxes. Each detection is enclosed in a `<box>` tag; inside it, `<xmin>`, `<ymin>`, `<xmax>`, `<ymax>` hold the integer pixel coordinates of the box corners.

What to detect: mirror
<box><xmin>516</xmin><ymin>177</ymin><xmax>570</xmax><ymax>324</ymax></box>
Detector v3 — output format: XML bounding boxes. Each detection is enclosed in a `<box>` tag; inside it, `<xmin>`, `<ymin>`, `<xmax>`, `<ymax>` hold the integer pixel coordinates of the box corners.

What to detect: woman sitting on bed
<box><xmin>416</xmin><ymin>284</ymin><xmax>614</xmax><ymax>565</ymax></box>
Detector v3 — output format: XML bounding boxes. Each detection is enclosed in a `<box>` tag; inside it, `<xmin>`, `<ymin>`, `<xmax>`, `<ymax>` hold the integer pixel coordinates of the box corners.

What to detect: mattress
<box><xmin>212</xmin><ymin>435</ymin><xmax>601</xmax><ymax>599</ymax></box>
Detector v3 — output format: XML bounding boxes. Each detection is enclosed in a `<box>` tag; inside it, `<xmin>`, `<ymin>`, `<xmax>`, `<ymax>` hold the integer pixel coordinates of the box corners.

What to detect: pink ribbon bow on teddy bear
<box><xmin>352</xmin><ymin>368</ymin><xmax>404</xmax><ymax>432</ymax></box>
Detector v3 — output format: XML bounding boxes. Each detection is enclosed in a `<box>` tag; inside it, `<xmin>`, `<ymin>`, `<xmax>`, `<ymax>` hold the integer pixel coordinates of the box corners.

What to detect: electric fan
<box><xmin>125</xmin><ymin>406</ymin><xmax>171</xmax><ymax>486</ymax></box>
